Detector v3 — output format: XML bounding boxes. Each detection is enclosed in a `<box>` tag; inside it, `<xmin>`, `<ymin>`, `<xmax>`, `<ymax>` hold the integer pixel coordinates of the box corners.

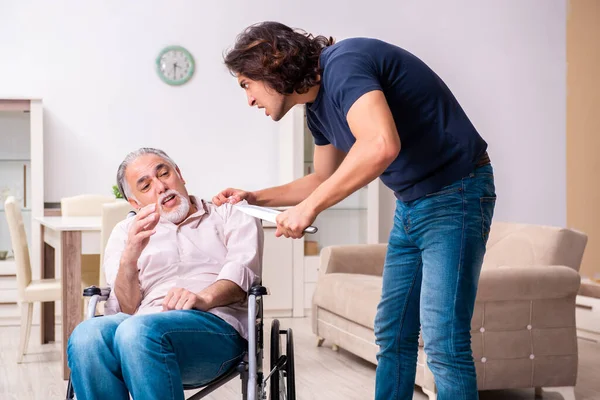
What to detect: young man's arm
<box><xmin>275</xmin><ymin>90</ymin><xmax>400</xmax><ymax>238</ymax></box>
<box><xmin>306</xmin><ymin>90</ymin><xmax>400</xmax><ymax>213</ymax></box>
<box><xmin>252</xmin><ymin>143</ymin><xmax>346</xmax><ymax>207</ymax></box>
<box><xmin>212</xmin><ymin>144</ymin><xmax>345</xmax><ymax>208</ymax></box>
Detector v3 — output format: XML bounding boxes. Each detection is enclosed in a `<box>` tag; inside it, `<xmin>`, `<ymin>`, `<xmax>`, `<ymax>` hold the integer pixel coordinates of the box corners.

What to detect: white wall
<box><xmin>0</xmin><ymin>0</ymin><xmax>566</xmax><ymax>226</ymax></box>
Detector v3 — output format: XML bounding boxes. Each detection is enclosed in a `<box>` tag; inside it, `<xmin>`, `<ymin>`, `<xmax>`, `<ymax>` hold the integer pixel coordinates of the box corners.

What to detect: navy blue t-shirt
<box><xmin>306</xmin><ymin>38</ymin><xmax>487</xmax><ymax>202</ymax></box>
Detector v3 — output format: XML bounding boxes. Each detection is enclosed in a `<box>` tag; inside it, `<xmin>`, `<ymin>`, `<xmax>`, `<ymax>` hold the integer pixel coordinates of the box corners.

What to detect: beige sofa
<box><xmin>312</xmin><ymin>222</ymin><xmax>587</xmax><ymax>400</ymax></box>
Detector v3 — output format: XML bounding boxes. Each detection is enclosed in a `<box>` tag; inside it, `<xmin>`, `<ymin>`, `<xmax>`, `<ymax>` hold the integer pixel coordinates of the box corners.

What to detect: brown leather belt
<box><xmin>476</xmin><ymin>151</ymin><xmax>491</xmax><ymax>167</ymax></box>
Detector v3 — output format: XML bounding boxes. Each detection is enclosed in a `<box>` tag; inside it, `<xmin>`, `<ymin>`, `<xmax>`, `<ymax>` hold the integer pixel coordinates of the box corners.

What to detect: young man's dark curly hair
<box><xmin>224</xmin><ymin>21</ymin><xmax>335</xmax><ymax>95</ymax></box>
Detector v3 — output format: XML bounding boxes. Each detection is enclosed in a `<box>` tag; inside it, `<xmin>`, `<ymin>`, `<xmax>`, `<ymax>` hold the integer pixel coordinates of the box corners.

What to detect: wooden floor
<box><xmin>0</xmin><ymin>317</ymin><xmax>598</xmax><ymax>399</ymax></box>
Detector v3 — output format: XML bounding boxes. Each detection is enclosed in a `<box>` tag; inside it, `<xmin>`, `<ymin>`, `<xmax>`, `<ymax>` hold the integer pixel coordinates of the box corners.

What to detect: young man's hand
<box><xmin>275</xmin><ymin>200</ymin><xmax>317</xmax><ymax>239</ymax></box>
<box><xmin>162</xmin><ymin>287</ymin><xmax>209</xmax><ymax>311</ymax></box>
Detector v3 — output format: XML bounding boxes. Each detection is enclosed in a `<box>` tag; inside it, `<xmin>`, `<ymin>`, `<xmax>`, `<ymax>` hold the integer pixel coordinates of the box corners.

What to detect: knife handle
<box><xmin>304</xmin><ymin>226</ymin><xmax>318</xmax><ymax>234</ymax></box>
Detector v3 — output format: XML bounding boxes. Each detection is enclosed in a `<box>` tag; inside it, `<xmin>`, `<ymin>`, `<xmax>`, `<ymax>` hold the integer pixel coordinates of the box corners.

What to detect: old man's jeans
<box><xmin>67</xmin><ymin>309</ymin><xmax>246</xmax><ymax>400</ymax></box>
<box><xmin>374</xmin><ymin>164</ymin><xmax>496</xmax><ymax>400</ymax></box>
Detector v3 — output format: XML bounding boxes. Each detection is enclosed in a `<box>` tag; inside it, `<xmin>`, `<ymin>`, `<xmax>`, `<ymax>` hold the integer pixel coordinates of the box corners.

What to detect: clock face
<box><xmin>156</xmin><ymin>46</ymin><xmax>195</xmax><ymax>86</ymax></box>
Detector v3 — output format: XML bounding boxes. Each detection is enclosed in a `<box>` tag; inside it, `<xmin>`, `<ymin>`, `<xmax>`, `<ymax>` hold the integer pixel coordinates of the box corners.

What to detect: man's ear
<box><xmin>176</xmin><ymin>166</ymin><xmax>186</xmax><ymax>185</ymax></box>
<box><xmin>128</xmin><ymin>198</ymin><xmax>141</xmax><ymax>210</ymax></box>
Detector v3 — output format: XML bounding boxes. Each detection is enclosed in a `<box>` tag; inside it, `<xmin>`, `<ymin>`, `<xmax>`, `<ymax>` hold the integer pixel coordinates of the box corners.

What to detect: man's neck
<box><xmin>294</xmin><ymin>84</ymin><xmax>321</xmax><ymax>105</ymax></box>
<box><xmin>187</xmin><ymin>196</ymin><xmax>200</xmax><ymax>217</ymax></box>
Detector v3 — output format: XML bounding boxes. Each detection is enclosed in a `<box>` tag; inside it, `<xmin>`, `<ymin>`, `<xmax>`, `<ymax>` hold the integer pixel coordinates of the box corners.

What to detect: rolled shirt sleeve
<box><xmin>215</xmin><ymin>202</ymin><xmax>264</xmax><ymax>292</ymax></box>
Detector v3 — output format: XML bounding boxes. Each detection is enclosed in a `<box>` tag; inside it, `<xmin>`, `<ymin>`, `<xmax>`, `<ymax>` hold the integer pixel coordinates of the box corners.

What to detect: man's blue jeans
<box><xmin>67</xmin><ymin>310</ymin><xmax>247</xmax><ymax>400</ymax></box>
<box><xmin>374</xmin><ymin>164</ymin><xmax>496</xmax><ymax>400</ymax></box>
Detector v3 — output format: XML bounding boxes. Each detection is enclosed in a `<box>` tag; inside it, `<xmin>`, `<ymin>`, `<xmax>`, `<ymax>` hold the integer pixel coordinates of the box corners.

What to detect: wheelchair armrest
<box><xmin>83</xmin><ymin>286</ymin><xmax>111</xmax><ymax>320</ymax></box>
<box><xmin>249</xmin><ymin>285</ymin><xmax>268</xmax><ymax>296</ymax></box>
<box><xmin>83</xmin><ymin>285</ymin><xmax>111</xmax><ymax>297</ymax></box>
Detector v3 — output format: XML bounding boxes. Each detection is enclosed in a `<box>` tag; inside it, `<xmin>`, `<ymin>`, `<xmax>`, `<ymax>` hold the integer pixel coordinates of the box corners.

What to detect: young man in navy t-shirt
<box><xmin>215</xmin><ymin>21</ymin><xmax>496</xmax><ymax>400</ymax></box>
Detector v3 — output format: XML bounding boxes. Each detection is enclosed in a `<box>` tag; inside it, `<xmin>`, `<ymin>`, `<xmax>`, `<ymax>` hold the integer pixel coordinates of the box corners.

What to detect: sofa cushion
<box><xmin>313</xmin><ymin>273</ymin><xmax>382</xmax><ymax>330</ymax></box>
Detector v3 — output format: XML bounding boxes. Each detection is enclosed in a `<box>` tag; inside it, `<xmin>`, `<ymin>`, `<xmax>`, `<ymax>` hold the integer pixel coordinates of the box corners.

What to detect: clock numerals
<box><xmin>156</xmin><ymin>46</ymin><xmax>195</xmax><ymax>85</ymax></box>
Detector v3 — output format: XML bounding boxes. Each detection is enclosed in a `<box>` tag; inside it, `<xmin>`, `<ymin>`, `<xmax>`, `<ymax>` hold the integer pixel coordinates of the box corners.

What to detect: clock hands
<box><xmin>158</xmin><ymin>47</ymin><xmax>193</xmax><ymax>84</ymax></box>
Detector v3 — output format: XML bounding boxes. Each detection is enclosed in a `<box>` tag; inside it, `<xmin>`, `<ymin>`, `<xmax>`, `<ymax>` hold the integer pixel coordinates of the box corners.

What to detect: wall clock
<box><xmin>156</xmin><ymin>45</ymin><xmax>195</xmax><ymax>86</ymax></box>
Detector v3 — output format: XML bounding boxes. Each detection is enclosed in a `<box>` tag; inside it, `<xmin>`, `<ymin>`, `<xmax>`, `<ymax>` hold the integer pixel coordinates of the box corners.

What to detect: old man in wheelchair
<box><xmin>67</xmin><ymin>147</ymin><xmax>295</xmax><ymax>400</ymax></box>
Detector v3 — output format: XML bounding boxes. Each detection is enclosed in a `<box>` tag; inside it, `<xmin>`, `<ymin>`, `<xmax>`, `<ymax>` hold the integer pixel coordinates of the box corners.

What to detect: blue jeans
<box><xmin>67</xmin><ymin>310</ymin><xmax>247</xmax><ymax>400</ymax></box>
<box><xmin>374</xmin><ymin>164</ymin><xmax>496</xmax><ymax>400</ymax></box>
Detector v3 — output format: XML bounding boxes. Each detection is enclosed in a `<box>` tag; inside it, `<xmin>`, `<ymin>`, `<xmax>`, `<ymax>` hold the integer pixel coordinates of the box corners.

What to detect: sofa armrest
<box><xmin>476</xmin><ymin>265</ymin><xmax>581</xmax><ymax>302</ymax></box>
<box><xmin>320</xmin><ymin>244</ymin><xmax>387</xmax><ymax>277</ymax></box>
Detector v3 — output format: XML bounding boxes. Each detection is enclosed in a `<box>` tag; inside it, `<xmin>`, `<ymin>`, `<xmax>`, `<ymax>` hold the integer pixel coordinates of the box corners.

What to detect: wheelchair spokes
<box><xmin>268</xmin><ymin>319</ymin><xmax>295</xmax><ymax>400</ymax></box>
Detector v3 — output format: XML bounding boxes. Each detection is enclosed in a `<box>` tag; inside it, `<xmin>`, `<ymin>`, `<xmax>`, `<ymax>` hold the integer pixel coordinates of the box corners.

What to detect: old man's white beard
<box><xmin>158</xmin><ymin>189</ymin><xmax>190</xmax><ymax>224</ymax></box>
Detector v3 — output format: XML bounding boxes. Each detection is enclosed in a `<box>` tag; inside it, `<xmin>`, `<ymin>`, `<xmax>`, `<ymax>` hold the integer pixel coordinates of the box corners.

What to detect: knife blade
<box><xmin>234</xmin><ymin>203</ymin><xmax>318</xmax><ymax>234</ymax></box>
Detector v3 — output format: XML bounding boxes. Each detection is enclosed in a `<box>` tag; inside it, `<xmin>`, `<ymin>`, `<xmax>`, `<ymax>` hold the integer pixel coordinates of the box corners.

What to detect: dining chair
<box><xmin>60</xmin><ymin>194</ymin><xmax>115</xmax><ymax>288</ymax></box>
<box><xmin>5</xmin><ymin>196</ymin><xmax>61</xmax><ymax>363</ymax></box>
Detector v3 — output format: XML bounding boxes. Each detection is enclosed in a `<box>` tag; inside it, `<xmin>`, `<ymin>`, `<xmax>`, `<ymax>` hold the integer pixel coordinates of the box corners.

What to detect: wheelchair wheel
<box><xmin>285</xmin><ymin>328</ymin><xmax>295</xmax><ymax>400</ymax></box>
<box><xmin>270</xmin><ymin>319</ymin><xmax>284</xmax><ymax>400</ymax></box>
<box><xmin>65</xmin><ymin>377</ymin><xmax>75</xmax><ymax>399</ymax></box>
<box><xmin>270</xmin><ymin>320</ymin><xmax>296</xmax><ymax>400</ymax></box>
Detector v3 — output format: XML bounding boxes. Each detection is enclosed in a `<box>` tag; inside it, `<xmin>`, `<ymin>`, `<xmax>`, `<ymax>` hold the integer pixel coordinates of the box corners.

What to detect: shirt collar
<box><xmin>189</xmin><ymin>196</ymin><xmax>207</xmax><ymax>218</ymax></box>
<box><xmin>176</xmin><ymin>195</ymin><xmax>208</xmax><ymax>227</ymax></box>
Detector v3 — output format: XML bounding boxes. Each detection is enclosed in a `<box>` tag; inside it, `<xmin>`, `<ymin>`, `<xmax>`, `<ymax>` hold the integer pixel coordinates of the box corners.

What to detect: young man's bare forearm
<box><xmin>306</xmin><ymin>138</ymin><xmax>397</xmax><ymax>214</ymax></box>
<box><xmin>252</xmin><ymin>173</ymin><xmax>323</xmax><ymax>207</ymax></box>
<box><xmin>114</xmin><ymin>260</ymin><xmax>142</xmax><ymax>314</ymax></box>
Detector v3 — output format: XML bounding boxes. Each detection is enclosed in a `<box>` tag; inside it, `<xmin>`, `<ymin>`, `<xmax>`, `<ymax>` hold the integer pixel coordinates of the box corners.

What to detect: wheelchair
<box><xmin>66</xmin><ymin>284</ymin><xmax>296</xmax><ymax>400</ymax></box>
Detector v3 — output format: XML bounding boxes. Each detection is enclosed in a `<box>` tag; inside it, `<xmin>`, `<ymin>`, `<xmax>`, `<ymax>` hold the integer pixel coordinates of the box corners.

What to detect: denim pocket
<box><xmin>480</xmin><ymin>196</ymin><xmax>496</xmax><ymax>241</ymax></box>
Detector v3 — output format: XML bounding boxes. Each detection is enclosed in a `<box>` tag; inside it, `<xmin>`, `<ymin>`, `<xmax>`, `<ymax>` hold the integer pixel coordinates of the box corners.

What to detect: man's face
<box><xmin>237</xmin><ymin>75</ymin><xmax>294</xmax><ymax>121</ymax></box>
<box><xmin>125</xmin><ymin>154</ymin><xmax>192</xmax><ymax>224</ymax></box>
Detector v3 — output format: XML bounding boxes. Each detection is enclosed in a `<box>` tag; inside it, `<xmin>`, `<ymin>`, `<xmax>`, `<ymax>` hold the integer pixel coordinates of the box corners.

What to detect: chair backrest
<box><xmin>99</xmin><ymin>201</ymin><xmax>134</xmax><ymax>286</ymax></box>
<box><xmin>61</xmin><ymin>194</ymin><xmax>116</xmax><ymax>217</ymax></box>
<box><xmin>483</xmin><ymin>221</ymin><xmax>588</xmax><ymax>271</ymax></box>
<box><xmin>4</xmin><ymin>196</ymin><xmax>32</xmax><ymax>300</ymax></box>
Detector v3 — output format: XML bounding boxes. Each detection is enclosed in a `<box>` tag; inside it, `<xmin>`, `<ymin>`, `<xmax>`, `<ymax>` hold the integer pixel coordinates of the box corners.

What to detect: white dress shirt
<box><xmin>103</xmin><ymin>197</ymin><xmax>263</xmax><ymax>339</ymax></box>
